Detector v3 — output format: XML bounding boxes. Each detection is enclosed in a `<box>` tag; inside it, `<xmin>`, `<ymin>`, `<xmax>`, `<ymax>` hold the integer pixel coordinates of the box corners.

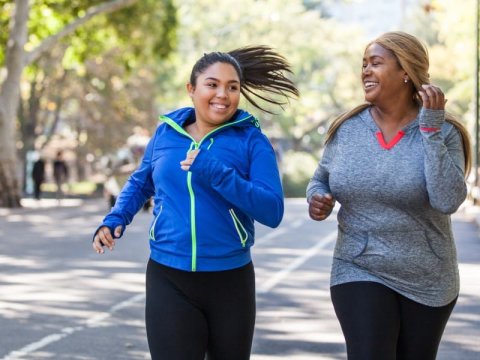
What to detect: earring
<box><xmin>404</xmin><ymin>78</ymin><xmax>408</xmax><ymax>83</ymax></box>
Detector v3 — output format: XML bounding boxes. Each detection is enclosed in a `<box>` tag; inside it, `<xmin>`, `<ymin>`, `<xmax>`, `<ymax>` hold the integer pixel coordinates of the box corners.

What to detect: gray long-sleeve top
<box><xmin>306</xmin><ymin>107</ymin><xmax>467</xmax><ymax>306</ymax></box>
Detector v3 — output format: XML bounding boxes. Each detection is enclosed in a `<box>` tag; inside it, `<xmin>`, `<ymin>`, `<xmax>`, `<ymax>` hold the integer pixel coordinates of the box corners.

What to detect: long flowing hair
<box><xmin>325</xmin><ymin>31</ymin><xmax>471</xmax><ymax>177</ymax></box>
<box><xmin>189</xmin><ymin>45</ymin><xmax>299</xmax><ymax>113</ymax></box>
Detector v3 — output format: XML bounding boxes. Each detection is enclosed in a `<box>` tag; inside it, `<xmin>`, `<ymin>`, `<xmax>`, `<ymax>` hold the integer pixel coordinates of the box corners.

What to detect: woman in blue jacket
<box><xmin>92</xmin><ymin>45</ymin><xmax>298</xmax><ymax>360</ymax></box>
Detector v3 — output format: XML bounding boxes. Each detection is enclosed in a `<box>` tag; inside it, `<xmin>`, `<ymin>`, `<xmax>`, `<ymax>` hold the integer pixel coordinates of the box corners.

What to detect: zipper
<box><xmin>160</xmin><ymin>114</ymin><xmax>253</xmax><ymax>271</ymax></box>
<box><xmin>186</xmin><ymin>143</ymin><xmax>198</xmax><ymax>271</ymax></box>
<box><xmin>229</xmin><ymin>209</ymin><xmax>248</xmax><ymax>247</ymax></box>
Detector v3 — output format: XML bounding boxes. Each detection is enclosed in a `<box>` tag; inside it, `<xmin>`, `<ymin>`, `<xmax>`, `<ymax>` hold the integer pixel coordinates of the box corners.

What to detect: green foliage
<box><xmin>407</xmin><ymin>0</ymin><xmax>476</xmax><ymax>130</ymax></box>
<box><xmin>5</xmin><ymin>0</ymin><xmax>178</xmax><ymax>175</ymax></box>
<box><xmin>108</xmin><ymin>0</ymin><xmax>177</xmax><ymax>60</ymax></box>
<box><xmin>282</xmin><ymin>150</ymin><xmax>319</xmax><ymax>198</ymax></box>
<box><xmin>0</xmin><ymin>1</ymin><xmax>13</xmax><ymax>64</ymax></box>
<box><xmin>0</xmin><ymin>0</ymin><xmax>177</xmax><ymax>69</ymax></box>
<box><xmin>155</xmin><ymin>0</ymin><xmax>365</xmax><ymax>153</ymax></box>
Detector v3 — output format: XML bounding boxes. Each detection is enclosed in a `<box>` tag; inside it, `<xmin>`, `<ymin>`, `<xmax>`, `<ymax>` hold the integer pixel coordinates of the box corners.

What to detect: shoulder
<box><xmin>231</xmin><ymin>118</ymin><xmax>274</xmax><ymax>154</ymax></box>
<box><xmin>335</xmin><ymin>108</ymin><xmax>370</xmax><ymax>137</ymax></box>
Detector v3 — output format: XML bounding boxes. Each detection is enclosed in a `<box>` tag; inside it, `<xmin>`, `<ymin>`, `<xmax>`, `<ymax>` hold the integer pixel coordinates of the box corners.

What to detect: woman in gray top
<box><xmin>307</xmin><ymin>31</ymin><xmax>471</xmax><ymax>360</ymax></box>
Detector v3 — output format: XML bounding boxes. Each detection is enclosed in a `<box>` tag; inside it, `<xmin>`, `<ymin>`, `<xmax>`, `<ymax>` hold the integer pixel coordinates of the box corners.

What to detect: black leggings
<box><xmin>145</xmin><ymin>259</ymin><xmax>256</xmax><ymax>360</ymax></box>
<box><xmin>331</xmin><ymin>281</ymin><xmax>456</xmax><ymax>360</ymax></box>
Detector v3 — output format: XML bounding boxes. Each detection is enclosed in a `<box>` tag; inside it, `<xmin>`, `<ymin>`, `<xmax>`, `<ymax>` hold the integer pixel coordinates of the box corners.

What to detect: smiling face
<box><xmin>362</xmin><ymin>43</ymin><xmax>408</xmax><ymax>105</ymax></box>
<box><xmin>187</xmin><ymin>62</ymin><xmax>241</xmax><ymax>131</ymax></box>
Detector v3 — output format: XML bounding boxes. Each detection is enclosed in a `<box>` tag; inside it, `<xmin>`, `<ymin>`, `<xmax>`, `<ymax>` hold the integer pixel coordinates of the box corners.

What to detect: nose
<box><xmin>216</xmin><ymin>86</ymin><xmax>228</xmax><ymax>98</ymax></box>
<box><xmin>362</xmin><ymin>64</ymin><xmax>371</xmax><ymax>75</ymax></box>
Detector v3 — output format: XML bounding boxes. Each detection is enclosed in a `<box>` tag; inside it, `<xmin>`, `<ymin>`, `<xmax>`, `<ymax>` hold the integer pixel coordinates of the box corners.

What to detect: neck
<box><xmin>186</xmin><ymin>121</ymin><xmax>217</xmax><ymax>142</ymax></box>
<box><xmin>370</xmin><ymin>101</ymin><xmax>419</xmax><ymax>142</ymax></box>
<box><xmin>371</xmin><ymin>101</ymin><xmax>418</xmax><ymax>127</ymax></box>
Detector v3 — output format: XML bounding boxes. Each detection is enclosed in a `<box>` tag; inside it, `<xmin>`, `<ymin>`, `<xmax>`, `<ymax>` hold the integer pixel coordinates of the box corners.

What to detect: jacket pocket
<box><xmin>229</xmin><ymin>208</ymin><xmax>248</xmax><ymax>247</ymax></box>
<box><xmin>149</xmin><ymin>205</ymin><xmax>163</xmax><ymax>241</ymax></box>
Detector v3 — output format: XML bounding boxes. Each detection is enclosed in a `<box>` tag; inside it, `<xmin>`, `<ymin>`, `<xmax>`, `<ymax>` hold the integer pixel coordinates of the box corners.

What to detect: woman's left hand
<box><xmin>418</xmin><ymin>84</ymin><xmax>447</xmax><ymax>110</ymax></box>
<box><xmin>180</xmin><ymin>149</ymin><xmax>200</xmax><ymax>171</ymax></box>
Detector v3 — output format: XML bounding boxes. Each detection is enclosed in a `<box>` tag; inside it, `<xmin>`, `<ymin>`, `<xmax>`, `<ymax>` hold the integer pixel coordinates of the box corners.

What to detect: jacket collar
<box><xmin>160</xmin><ymin>107</ymin><xmax>257</xmax><ymax>129</ymax></box>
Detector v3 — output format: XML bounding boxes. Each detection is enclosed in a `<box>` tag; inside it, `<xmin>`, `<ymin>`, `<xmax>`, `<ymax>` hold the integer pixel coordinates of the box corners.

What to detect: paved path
<box><xmin>0</xmin><ymin>198</ymin><xmax>479</xmax><ymax>359</ymax></box>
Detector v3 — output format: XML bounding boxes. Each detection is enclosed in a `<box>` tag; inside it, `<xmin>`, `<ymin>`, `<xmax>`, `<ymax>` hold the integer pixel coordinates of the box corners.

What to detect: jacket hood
<box><xmin>160</xmin><ymin>107</ymin><xmax>259</xmax><ymax>129</ymax></box>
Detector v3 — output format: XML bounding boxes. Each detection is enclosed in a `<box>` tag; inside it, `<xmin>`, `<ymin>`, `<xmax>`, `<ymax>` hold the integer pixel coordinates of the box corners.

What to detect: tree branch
<box><xmin>26</xmin><ymin>0</ymin><xmax>139</xmax><ymax>65</ymax></box>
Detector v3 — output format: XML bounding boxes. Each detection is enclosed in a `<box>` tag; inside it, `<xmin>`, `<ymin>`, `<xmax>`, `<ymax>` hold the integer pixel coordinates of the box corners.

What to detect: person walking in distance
<box><xmin>53</xmin><ymin>151</ymin><xmax>68</xmax><ymax>200</ymax></box>
<box><xmin>307</xmin><ymin>31</ymin><xmax>471</xmax><ymax>360</ymax></box>
<box><xmin>31</xmin><ymin>156</ymin><xmax>46</xmax><ymax>200</ymax></box>
<box><xmin>92</xmin><ymin>45</ymin><xmax>299</xmax><ymax>360</ymax></box>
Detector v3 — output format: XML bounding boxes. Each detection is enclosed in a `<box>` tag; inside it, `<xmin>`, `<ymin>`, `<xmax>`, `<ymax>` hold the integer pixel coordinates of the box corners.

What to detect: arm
<box><xmin>419</xmin><ymin>108</ymin><xmax>467</xmax><ymax>214</ymax></box>
<box><xmin>187</xmin><ymin>133</ymin><xmax>284</xmax><ymax>228</ymax></box>
<box><xmin>94</xmin><ymin>132</ymin><xmax>157</xmax><ymax>241</ymax></box>
<box><xmin>418</xmin><ymin>85</ymin><xmax>467</xmax><ymax>214</ymax></box>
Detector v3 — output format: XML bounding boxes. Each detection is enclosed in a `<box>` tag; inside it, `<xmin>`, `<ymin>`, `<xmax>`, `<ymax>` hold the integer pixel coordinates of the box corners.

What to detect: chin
<box><xmin>210</xmin><ymin>114</ymin><xmax>232</xmax><ymax>124</ymax></box>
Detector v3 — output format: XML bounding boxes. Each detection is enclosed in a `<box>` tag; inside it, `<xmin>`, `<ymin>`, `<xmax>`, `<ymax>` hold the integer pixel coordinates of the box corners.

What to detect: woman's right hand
<box><xmin>92</xmin><ymin>225</ymin><xmax>122</xmax><ymax>254</ymax></box>
<box><xmin>308</xmin><ymin>193</ymin><xmax>335</xmax><ymax>221</ymax></box>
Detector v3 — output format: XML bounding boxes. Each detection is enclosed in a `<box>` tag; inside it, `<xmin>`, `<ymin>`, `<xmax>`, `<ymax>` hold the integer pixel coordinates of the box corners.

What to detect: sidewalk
<box><xmin>456</xmin><ymin>198</ymin><xmax>480</xmax><ymax>229</ymax></box>
<box><xmin>5</xmin><ymin>196</ymin><xmax>480</xmax><ymax>227</ymax></box>
<box><xmin>0</xmin><ymin>197</ymin><xmax>105</xmax><ymax>216</ymax></box>
<box><xmin>1</xmin><ymin>197</ymin><xmax>479</xmax><ymax>359</ymax></box>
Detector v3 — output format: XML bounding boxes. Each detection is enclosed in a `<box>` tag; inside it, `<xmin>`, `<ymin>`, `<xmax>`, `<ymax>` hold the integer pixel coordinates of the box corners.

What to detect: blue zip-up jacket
<box><xmin>99</xmin><ymin>107</ymin><xmax>284</xmax><ymax>272</ymax></box>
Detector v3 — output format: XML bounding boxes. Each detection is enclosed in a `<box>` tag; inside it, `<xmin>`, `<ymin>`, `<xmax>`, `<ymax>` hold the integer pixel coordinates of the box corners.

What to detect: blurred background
<box><xmin>0</xmin><ymin>0</ymin><xmax>477</xmax><ymax>205</ymax></box>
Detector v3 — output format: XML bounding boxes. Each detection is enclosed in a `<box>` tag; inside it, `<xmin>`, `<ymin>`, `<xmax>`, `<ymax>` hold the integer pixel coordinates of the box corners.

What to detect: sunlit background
<box><xmin>0</xmin><ymin>0</ymin><xmax>477</xmax><ymax>199</ymax></box>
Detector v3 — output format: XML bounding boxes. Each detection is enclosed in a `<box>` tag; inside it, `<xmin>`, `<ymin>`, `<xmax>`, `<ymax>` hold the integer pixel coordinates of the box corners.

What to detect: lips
<box><xmin>364</xmin><ymin>81</ymin><xmax>378</xmax><ymax>90</ymax></box>
<box><xmin>210</xmin><ymin>103</ymin><xmax>228</xmax><ymax>110</ymax></box>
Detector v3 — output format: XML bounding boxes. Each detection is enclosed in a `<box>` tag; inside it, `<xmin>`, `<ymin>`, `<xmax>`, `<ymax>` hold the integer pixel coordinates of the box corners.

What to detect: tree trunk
<box><xmin>0</xmin><ymin>0</ymin><xmax>29</xmax><ymax>208</ymax></box>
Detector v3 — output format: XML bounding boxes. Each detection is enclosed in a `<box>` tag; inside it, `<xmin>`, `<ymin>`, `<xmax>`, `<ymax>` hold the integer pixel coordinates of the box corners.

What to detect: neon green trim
<box><xmin>149</xmin><ymin>205</ymin><xmax>163</xmax><ymax>240</ymax></box>
<box><xmin>160</xmin><ymin>114</ymin><xmax>254</xmax><ymax>146</ymax></box>
<box><xmin>187</xmin><ymin>170</ymin><xmax>197</xmax><ymax>271</ymax></box>
<box><xmin>160</xmin><ymin>116</ymin><xmax>194</xmax><ymax>140</ymax></box>
<box><xmin>160</xmin><ymin>113</ymin><xmax>254</xmax><ymax>271</ymax></box>
<box><xmin>229</xmin><ymin>209</ymin><xmax>248</xmax><ymax>247</ymax></box>
<box><xmin>207</xmin><ymin>138</ymin><xmax>214</xmax><ymax>150</ymax></box>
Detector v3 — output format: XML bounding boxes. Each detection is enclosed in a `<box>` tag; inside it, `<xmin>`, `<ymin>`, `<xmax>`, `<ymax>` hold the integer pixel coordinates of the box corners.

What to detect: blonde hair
<box><xmin>325</xmin><ymin>31</ymin><xmax>471</xmax><ymax>177</ymax></box>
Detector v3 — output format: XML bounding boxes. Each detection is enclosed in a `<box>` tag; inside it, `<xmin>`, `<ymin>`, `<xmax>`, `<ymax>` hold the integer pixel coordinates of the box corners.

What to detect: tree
<box><xmin>0</xmin><ymin>0</ymin><xmax>171</xmax><ymax>207</ymax></box>
<box><xmin>14</xmin><ymin>0</ymin><xmax>175</xmax><ymax>191</ymax></box>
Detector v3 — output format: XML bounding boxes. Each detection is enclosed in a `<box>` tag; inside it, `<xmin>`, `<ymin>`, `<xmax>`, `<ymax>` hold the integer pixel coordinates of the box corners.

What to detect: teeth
<box><xmin>212</xmin><ymin>104</ymin><xmax>227</xmax><ymax>109</ymax></box>
<box><xmin>364</xmin><ymin>81</ymin><xmax>377</xmax><ymax>88</ymax></box>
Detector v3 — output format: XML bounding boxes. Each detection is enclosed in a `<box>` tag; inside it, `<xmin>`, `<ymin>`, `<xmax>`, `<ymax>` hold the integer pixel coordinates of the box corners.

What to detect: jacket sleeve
<box><xmin>419</xmin><ymin>108</ymin><xmax>467</xmax><ymax>214</ymax></box>
<box><xmin>98</xmin><ymin>132</ymin><xmax>157</xmax><ymax>237</ymax></box>
<box><xmin>306</xmin><ymin>136</ymin><xmax>336</xmax><ymax>203</ymax></box>
<box><xmin>189</xmin><ymin>132</ymin><xmax>284</xmax><ymax>228</ymax></box>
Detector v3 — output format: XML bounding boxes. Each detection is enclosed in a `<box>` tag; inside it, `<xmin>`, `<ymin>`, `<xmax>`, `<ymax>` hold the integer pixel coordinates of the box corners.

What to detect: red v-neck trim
<box><xmin>376</xmin><ymin>131</ymin><xmax>405</xmax><ymax>150</ymax></box>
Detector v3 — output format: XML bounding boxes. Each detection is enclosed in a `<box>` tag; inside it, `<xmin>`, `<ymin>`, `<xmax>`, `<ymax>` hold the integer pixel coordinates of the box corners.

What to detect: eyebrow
<box><xmin>363</xmin><ymin>55</ymin><xmax>384</xmax><ymax>61</ymax></box>
<box><xmin>204</xmin><ymin>77</ymin><xmax>240</xmax><ymax>83</ymax></box>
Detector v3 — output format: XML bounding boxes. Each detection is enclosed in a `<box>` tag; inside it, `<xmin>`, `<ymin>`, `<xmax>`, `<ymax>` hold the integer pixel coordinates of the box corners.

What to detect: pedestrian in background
<box><xmin>53</xmin><ymin>151</ymin><xmax>68</xmax><ymax>200</ymax></box>
<box><xmin>93</xmin><ymin>45</ymin><xmax>298</xmax><ymax>360</ymax></box>
<box><xmin>307</xmin><ymin>31</ymin><xmax>471</xmax><ymax>360</ymax></box>
<box><xmin>31</xmin><ymin>156</ymin><xmax>46</xmax><ymax>200</ymax></box>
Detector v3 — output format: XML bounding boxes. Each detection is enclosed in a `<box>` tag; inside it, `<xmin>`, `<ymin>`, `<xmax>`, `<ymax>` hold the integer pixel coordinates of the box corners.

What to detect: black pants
<box><xmin>33</xmin><ymin>181</ymin><xmax>42</xmax><ymax>200</ymax></box>
<box><xmin>330</xmin><ymin>281</ymin><xmax>456</xmax><ymax>360</ymax></box>
<box><xmin>145</xmin><ymin>259</ymin><xmax>256</xmax><ymax>360</ymax></box>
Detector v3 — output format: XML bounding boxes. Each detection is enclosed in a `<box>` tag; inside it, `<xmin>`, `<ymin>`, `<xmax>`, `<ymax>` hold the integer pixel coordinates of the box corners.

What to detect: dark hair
<box><xmin>189</xmin><ymin>45</ymin><xmax>299</xmax><ymax>113</ymax></box>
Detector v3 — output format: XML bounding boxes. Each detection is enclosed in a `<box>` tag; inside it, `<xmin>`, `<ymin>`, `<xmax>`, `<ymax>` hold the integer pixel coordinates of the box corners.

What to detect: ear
<box><xmin>186</xmin><ymin>83</ymin><xmax>194</xmax><ymax>97</ymax></box>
